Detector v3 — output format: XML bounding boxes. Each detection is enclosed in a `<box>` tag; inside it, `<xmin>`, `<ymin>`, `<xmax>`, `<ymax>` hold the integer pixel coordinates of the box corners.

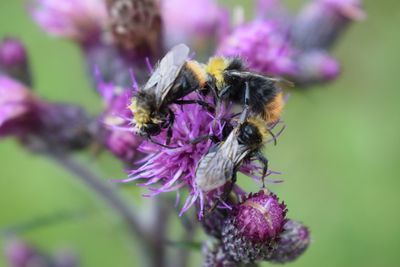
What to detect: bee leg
<box><xmin>189</xmin><ymin>134</ymin><xmax>219</xmax><ymax>144</ymax></box>
<box><xmin>174</xmin><ymin>99</ymin><xmax>215</xmax><ymax>112</ymax></box>
<box><xmin>204</xmin><ymin>171</ymin><xmax>237</xmax><ymax>217</ymax></box>
<box><xmin>239</xmin><ymin>81</ymin><xmax>251</xmax><ymax>124</ymax></box>
<box><xmin>166</xmin><ymin>109</ymin><xmax>175</xmax><ymax>145</ymax></box>
<box><xmin>255</xmin><ymin>151</ymin><xmax>269</xmax><ymax>188</ymax></box>
<box><xmin>218</xmin><ymin>85</ymin><xmax>231</xmax><ymax>98</ymax></box>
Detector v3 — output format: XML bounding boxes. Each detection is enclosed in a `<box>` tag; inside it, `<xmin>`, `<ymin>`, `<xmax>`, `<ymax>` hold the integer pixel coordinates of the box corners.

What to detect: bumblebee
<box><xmin>205</xmin><ymin>57</ymin><xmax>290</xmax><ymax>125</ymax></box>
<box><xmin>129</xmin><ymin>44</ymin><xmax>211</xmax><ymax>144</ymax></box>
<box><xmin>195</xmin><ymin>110</ymin><xmax>271</xmax><ymax>213</ymax></box>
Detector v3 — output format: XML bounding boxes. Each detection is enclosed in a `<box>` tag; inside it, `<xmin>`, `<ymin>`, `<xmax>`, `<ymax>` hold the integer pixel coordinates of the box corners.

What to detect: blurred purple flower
<box><xmin>30</xmin><ymin>0</ymin><xmax>107</xmax><ymax>45</ymax></box>
<box><xmin>217</xmin><ymin>20</ymin><xmax>296</xmax><ymax>76</ymax></box>
<box><xmin>0</xmin><ymin>75</ymin><xmax>37</xmax><ymax>137</ymax></box>
<box><xmin>5</xmin><ymin>239</ymin><xmax>79</xmax><ymax>267</ymax></box>
<box><xmin>162</xmin><ymin>0</ymin><xmax>229</xmax><ymax>49</ymax></box>
<box><xmin>0</xmin><ymin>38</ymin><xmax>31</xmax><ymax>86</ymax></box>
<box><xmin>97</xmin><ymin>74</ymin><xmax>143</xmax><ymax>163</ymax></box>
<box><xmin>291</xmin><ymin>50</ymin><xmax>341</xmax><ymax>86</ymax></box>
<box><xmin>291</xmin><ymin>0</ymin><xmax>365</xmax><ymax>50</ymax></box>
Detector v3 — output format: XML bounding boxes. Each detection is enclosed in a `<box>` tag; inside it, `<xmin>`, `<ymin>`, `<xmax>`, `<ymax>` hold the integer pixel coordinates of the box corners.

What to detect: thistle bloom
<box><xmin>291</xmin><ymin>0</ymin><xmax>365</xmax><ymax>50</ymax></box>
<box><xmin>162</xmin><ymin>0</ymin><xmax>229</xmax><ymax>48</ymax></box>
<box><xmin>221</xmin><ymin>190</ymin><xmax>287</xmax><ymax>263</ymax></box>
<box><xmin>124</xmin><ymin>95</ymin><xmax>231</xmax><ymax>214</ymax></box>
<box><xmin>0</xmin><ymin>75</ymin><xmax>37</xmax><ymax>137</ymax></box>
<box><xmin>267</xmin><ymin>220</ymin><xmax>310</xmax><ymax>263</ymax></box>
<box><xmin>217</xmin><ymin>21</ymin><xmax>296</xmax><ymax>76</ymax></box>
<box><xmin>97</xmin><ymin>76</ymin><xmax>142</xmax><ymax>163</ymax></box>
<box><xmin>5</xmin><ymin>239</ymin><xmax>79</xmax><ymax>267</ymax></box>
<box><xmin>292</xmin><ymin>50</ymin><xmax>341</xmax><ymax>86</ymax></box>
<box><xmin>31</xmin><ymin>0</ymin><xmax>107</xmax><ymax>45</ymax></box>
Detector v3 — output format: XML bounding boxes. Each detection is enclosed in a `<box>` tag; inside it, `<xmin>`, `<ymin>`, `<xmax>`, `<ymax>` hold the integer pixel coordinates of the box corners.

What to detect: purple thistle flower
<box><xmin>97</xmin><ymin>75</ymin><xmax>143</xmax><ymax>163</ymax></box>
<box><xmin>5</xmin><ymin>239</ymin><xmax>79</xmax><ymax>267</ymax></box>
<box><xmin>266</xmin><ymin>220</ymin><xmax>310</xmax><ymax>263</ymax></box>
<box><xmin>217</xmin><ymin>20</ymin><xmax>296</xmax><ymax>76</ymax></box>
<box><xmin>0</xmin><ymin>38</ymin><xmax>32</xmax><ymax>86</ymax></box>
<box><xmin>162</xmin><ymin>0</ymin><xmax>229</xmax><ymax>49</ymax></box>
<box><xmin>30</xmin><ymin>0</ymin><xmax>107</xmax><ymax>45</ymax></box>
<box><xmin>291</xmin><ymin>50</ymin><xmax>341</xmax><ymax>86</ymax></box>
<box><xmin>221</xmin><ymin>190</ymin><xmax>287</xmax><ymax>263</ymax></box>
<box><xmin>291</xmin><ymin>0</ymin><xmax>365</xmax><ymax>50</ymax></box>
<box><xmin>124</xmin><ymin>94</ymin><xmax>232</xmax><ymax>214</ymax></box>
<box><xmin>0</xmin><ymin>75</ymin><xmax>38</xmax><ymax>137</ymax></box>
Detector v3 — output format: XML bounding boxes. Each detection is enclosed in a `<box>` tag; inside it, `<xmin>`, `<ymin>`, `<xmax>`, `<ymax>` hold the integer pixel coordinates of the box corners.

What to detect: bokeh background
<box><xmin>1</xmin><ymin>0</ymin><xmax>399</xmax><ymax>266</ymax></box>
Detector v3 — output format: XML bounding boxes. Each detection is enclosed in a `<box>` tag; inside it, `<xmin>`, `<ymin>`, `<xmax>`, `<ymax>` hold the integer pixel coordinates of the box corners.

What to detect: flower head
<box><xmin>5</xmin><ymin>239</ymin><xmax>79</xmax><ymax>267</ymax></box>
<box><xmin>0</xmin><ymin>38</ymin><xmax>31</xmax><ymax>86</ymax></box>
<box><xmin>97</xmin><ymin>75</ymin><xmax>143</xmax><ymax>163</ymax></box>
<box><xmin>30</xmin><ymin>0</ymin><xmax>107</xmax><ymax>44</ymax></box>
<box><xmin>106</xmin><ymin>0</ymin><xmax>162</xmax><ymax>56</ymax></box>
<box><xmin>217</xmin><ymin>21</ymin><xmax>296</xmax><ymax>76</ymax></box>
<box><xmin>221</xmin><ymin>190</ymin><xmax>287</xmax><ymax>263</ymax></box>
<box><xmin>267</xmin><ymin>220</ymin><xmax>310</xmax><ymax>263</ymax></box>
<box><xmin>0</xmin><ymin>75</ymin><xmax>37</xmax><ymax>137</ymax></box>
<box><xmin>162</xmin><ymin>0</ymin><xmax>229</xmax><ymax>48</ymax></box>
<box><xmin>291</xmin><ymin>0</ymin><xmax>365</xmax><ymax>50</ymax></box>
<box><xmin>124</xmin><ymin>94</ymin><xmax>231</xmax><ymax>214</ymax></box>
<box><xmin>292</xmin><ymin>50</ymin><xmax>340</xmax><ymax>86</ymax></box>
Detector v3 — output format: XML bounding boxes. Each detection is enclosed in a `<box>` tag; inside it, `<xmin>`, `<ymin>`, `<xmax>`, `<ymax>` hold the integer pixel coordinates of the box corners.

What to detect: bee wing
<box><xmin>144</xmin><ymin>44</ymin><xmax>190</xmax><ymax>106</ymax></box>
<box><xmin>228</xmin><ymin>71</ymin><xmax>294</xmax><ymax>87</ymax></box>
<box><xmin>195</xmin><ymin>130</ymin><xmax>251</xmax><ymax>192</ymax></box>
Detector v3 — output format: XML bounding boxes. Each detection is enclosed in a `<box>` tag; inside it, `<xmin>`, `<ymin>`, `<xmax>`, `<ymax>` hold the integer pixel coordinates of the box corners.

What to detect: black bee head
<box><xmin>238</xmin><ymin>122</ymin><xmax>263</xmax><ymax>147</ymax></box>
<box><xmin>143</xmin><ymin>123</ymin><xmax>161</xmax><ymax>136</ymax></box>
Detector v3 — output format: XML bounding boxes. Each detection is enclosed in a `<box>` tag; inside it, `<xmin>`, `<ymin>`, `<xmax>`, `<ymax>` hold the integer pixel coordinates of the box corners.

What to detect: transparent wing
<box><xmin>143</xmin><ymin>44</ymin><xmax>190</xmax><ymax>106</ymax></box>
<box><xmin>195</xmin><ymin>130</ymin><xmax>251</xmax><ymax>192</ymax></box>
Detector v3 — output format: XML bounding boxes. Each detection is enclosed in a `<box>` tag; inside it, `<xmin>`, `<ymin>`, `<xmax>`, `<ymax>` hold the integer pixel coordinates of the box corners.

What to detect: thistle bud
<box><xmin>106</xmin><ymin>0</ymin><xmax>162</xmax><ymax>57</ymax></box>
<box><xmin>0</xmin><ymin>38</ymin><xmax>31</xmax><ymax>86</ymax></box>
<box><xmin>221</xmin><ymin>190</ymin><xmax>287</xmax><ymax>263</ymax></box>
<box><xmin>292</xmin><ymin>50</ymin><xmax>340</xmax><ymax>86</ymax></box>
<box><xmin>291</xmin><ymin>0</ymin><xmax>365</xmax><ymax>50</ymax></box>
<box><xmin>202</xmin><ymin>239</ymin><xmax>236</xmax><ymax>267</ymax></box>
<box><xmin>267</xmin><ymin>220</ymin><xmax>310</xmax><ymax>263</ymax></box>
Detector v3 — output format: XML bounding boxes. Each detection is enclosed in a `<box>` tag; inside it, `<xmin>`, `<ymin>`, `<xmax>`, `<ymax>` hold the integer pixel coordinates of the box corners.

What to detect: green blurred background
<box><xmin>0</xmin><ymin>0</ymin><xmax>399</xmax><ymax>266</ymax></box>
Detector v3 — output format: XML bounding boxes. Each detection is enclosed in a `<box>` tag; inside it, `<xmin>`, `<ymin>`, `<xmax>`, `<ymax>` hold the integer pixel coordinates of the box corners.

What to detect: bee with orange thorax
<box><xmin>129</xmin><ymin>44</ymin><xmax>212</xmax><ymax>145</ymax></box>
<box><xmin>204</xmin><ymin>57</ymin><xmax>290</xmax><ymax>126</ymax></box>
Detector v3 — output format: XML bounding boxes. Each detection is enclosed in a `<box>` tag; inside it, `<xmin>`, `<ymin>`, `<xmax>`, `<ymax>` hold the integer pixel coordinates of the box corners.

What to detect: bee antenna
<box><xmin>268</xmin><ymin>128</ymin><xmax>277</xmax><ymax>146</ymax></box>
<box><xmin>148</xmin><ymin>136</ymin><xmax>179</xmax><ymax>149</ymax></box>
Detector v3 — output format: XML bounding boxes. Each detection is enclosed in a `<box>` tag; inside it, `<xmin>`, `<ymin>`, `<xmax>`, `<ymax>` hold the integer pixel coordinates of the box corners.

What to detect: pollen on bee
<box><xmin>205</xmin><ymin>57</ymin><xmax>229</xmax><ymax>89</ymax></box>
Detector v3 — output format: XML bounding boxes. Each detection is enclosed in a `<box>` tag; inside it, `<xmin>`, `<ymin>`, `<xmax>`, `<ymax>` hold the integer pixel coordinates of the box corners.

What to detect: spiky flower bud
<box><xmin>291</xmin><ymin>0</ymin><xmax>365</xmax><ymax>50</ymax></box>
<box><xmin>202</xmin><ymin>239</ymin><xmax>237</xmax><ymax>267</ymax></box>
<box><xmin>292</xmin><ymin>50</ymin><xmax>340</xmax><ymax>86</ymax></box>
<box><xmin>106</xmin><ymin>0</ymin><xmax>162</xmax><ymax>56</ymax></box>
<box><xmin>221</xmin><ymin>190</ymin><xmax>287</xmax><ymax>263</ymax></box>
<box><xmin>0</xmin><ymin>38</ymin><xmax>31</xmax><ymax>86</ymax></box>
<box><xmin>267</xmin><ymin>220</ymin><xmax>310</xmax><ymax>263</ymax></box>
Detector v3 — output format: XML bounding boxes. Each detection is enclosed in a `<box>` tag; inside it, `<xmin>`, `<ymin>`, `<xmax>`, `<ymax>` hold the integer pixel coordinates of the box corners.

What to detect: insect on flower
<box><xmin>129</xmin><ymin>43</ymin><xmax>213</xmax><ymax>145</ymax></box>
<box><xmin>195</xmin><ymin>97</ymin><xmax>273</xmax><ymax>215</ymax></box>
<box><xmin>205</xmin><ymin>56</ymin><xmax>291</xmax><ymax>126</ymax></box>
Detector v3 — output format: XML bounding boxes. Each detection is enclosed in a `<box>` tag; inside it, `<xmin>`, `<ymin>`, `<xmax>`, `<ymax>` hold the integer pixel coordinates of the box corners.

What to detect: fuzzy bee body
<box><xmin>129</xmin><ymin>44</ymin><xmax>209</xmax><ymax>141</ymax></box>
<box><xmin>205</xmin><ymin>57</ymin><xmax>289</xmax><ymax>124</ymax></box>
